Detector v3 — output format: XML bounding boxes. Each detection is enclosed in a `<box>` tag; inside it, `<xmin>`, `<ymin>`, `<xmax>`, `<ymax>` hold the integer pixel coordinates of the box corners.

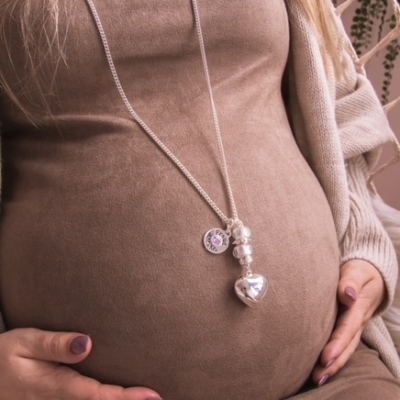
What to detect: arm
<box><xmin>334</xmin><ymin>48</ymin><xmax>398</xmax><ymax>312</ymax></box>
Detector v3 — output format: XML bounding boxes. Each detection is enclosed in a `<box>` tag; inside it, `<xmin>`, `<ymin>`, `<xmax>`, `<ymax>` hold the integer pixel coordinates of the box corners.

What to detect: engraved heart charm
<box><xmin>234</xmin><ymin>273</ymin><xmax>268</xmax><ymax>307</ymax></box>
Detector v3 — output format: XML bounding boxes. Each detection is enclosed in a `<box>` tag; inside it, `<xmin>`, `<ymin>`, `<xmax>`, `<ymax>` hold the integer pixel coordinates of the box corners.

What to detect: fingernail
<box><xmin>325</xmin><ymin>358</ymin><xmax>336</xmax><ymax>368</ymax></box>
<box><xmin>318</xmin><ymin>374</ymin><xmax>330</xmax><ymax>387</ymax></box>
<box><xmin>345</xmin><ymin>287</ymin><xmax>357</xmax><ymax>301</ymax></box>
<box><xmin>70</xmin><ymin>335</ymin><xmax>90</xmax><ymax>355</ymax></box>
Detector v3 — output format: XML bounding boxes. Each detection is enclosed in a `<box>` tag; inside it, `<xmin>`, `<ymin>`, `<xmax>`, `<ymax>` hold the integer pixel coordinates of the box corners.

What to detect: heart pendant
<box><xmin>234</xmin><ymin>273</ymin><xmax>268</xmax><ymax>307</ymax></box>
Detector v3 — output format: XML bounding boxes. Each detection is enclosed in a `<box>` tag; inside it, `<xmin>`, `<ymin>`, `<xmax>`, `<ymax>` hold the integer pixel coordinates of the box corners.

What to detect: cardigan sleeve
<box><xmin>334</xmin><ymin>52</ymin><xmax>399</xmax><ymax>311</ymax></box>
<box><xmin>340</xmin><ymin>154</ymin><xmax>398</xmax><ymax>310</ymax></box>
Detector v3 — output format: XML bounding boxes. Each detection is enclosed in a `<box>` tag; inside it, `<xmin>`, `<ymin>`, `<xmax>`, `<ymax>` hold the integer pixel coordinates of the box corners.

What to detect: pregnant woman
<box><xmin>0</xmin><ymin>0</ymin><xmax>399</xmax><ymax>399</ymax></box>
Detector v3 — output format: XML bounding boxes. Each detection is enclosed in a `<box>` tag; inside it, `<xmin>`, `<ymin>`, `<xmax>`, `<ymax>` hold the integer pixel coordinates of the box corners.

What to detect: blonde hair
<box><xmin>0</xmin><ymin>0</ymin><xmax>344</xmax><ymax>121</ymax></box>
<box><xmin>298</xmin><ymin>0</ymin><xmax>345</xmax><ymax>75</ymax></box>
<box><xmin>0</xmin><ymin>0</ymin><xmax>67</xmax><ymax>121</ymax></box>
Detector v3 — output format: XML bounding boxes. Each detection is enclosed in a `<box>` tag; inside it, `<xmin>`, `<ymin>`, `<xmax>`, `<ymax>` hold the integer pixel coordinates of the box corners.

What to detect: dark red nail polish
<box><xmin>70</xmin><ymin>335</ymin><xmax>90</xmax><ymax>355</ymax></box>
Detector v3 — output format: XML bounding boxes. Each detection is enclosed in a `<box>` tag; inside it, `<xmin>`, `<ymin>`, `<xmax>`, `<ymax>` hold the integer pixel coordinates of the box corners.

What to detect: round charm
<box><xmin>203</xmin><ymin>228</ymin><xmax>230</xmax><ymax>254</ymax></box>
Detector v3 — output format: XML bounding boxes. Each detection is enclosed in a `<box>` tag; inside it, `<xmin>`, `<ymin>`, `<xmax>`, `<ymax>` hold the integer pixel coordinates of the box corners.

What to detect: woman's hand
<box><xmin>0</xmin><ymin>327</ymin><xmax>161</xmax><ymax>400</ymax></box>
<box><xmin>312</xmin><ymin>259</ymin><xmax>385</xmax><ymax>386</ymax></box>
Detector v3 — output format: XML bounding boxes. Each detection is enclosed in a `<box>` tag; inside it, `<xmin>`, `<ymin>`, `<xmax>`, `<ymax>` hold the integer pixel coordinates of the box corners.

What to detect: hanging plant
<box><xmin>349</xmin><ymin>0</ymin><xmax>400</xmax><ymax>105</ymax></box>
<box><xmin>382</xmin><ymin>14</ymin><xmax>400</xmax><ymax>104</ymax></box>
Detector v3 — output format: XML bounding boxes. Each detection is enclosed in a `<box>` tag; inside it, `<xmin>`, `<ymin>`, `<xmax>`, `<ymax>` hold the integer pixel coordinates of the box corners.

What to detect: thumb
<box><xmin>16</xmin><ymin>328</ymin><xmax>92</xmax><ymax>364</ymax></box>
<box><xmin>338</xmin><ymin>261</ymin><xmax>365</xmax><ymax>307</ymax></box>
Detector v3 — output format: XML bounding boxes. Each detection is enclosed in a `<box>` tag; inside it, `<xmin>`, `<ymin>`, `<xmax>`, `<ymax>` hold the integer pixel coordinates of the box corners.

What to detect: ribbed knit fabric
<box><xmin>363</xmin><ymin>316</ymin><xmax>400</xmax><ymax>378</ymax></box>
<box><xmin>341</xmin><ymin>155</ymin><xmax>398</xmax><ymax>305</ymax></box>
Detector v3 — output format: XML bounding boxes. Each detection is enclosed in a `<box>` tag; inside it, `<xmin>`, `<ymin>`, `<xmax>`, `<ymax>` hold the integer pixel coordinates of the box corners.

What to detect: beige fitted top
<box><xmin>0</xmin><ymin>1</ymin><xmax>339</xmax><ymax>399</ymax></box>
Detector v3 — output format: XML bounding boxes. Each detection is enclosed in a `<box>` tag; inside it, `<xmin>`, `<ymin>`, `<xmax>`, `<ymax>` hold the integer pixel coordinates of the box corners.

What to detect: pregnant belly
<box><xmin>0</xmin><ymin>130</ymin><xmax>339</xmax><ymax>400</ymax></box>
<box><xmin>0</xmin><ymin>189</ymin><xmax>339</xmax><ymax>400</ymax></box>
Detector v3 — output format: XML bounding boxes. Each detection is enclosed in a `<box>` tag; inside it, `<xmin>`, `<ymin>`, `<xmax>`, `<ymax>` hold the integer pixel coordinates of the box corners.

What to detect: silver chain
<box><xmin>85</xmin><ymin>0</ymin><xmax>240</xmax><ymax>227</ymax></box>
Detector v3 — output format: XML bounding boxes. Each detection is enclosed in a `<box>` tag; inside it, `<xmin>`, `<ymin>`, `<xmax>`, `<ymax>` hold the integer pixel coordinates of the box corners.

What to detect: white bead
<box><xmin>233</xmin><ymin>244</ymin><xmax>253</xmax><ymax>259</ymax></box>
<box><xmin>232</xmin><ymin>226</ymin><xmax>251</xmax><ymax>241</ymax></box>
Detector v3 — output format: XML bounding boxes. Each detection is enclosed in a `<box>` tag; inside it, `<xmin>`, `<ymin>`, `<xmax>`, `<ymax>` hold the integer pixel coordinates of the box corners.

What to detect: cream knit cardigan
<box><xmin>0</xmin><ymin>0</ymin><xmax>400</xmax><ymax>380</ymax></box>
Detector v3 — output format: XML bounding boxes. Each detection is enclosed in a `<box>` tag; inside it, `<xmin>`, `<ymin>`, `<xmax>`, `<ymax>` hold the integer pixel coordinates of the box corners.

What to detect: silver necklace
<box><xmin>85</xmin><ymin>0</ymin><xmax>268</xmax><ymax>307</ymax></box>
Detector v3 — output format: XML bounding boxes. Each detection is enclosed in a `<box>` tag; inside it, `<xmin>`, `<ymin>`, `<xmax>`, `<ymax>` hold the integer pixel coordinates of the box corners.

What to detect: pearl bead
<box><xmin>233</xmin><ymin>244</ymin><xmax>253</xmax><ymax>259</ymax></box>
<box><xmin>232</xmin><ymin>226</ymin><xmax>251</xmax><ymax>241</ymax></box>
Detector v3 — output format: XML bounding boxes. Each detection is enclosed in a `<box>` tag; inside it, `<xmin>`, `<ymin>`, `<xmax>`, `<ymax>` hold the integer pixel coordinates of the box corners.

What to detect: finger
<box><xmin>319</xmin><ymin>304</ymin><xmax>366</xmax><ymax>366</ymax></box>
<box><xmin>338</xmin><ymin>261</ymin><xmax>369</xmax><ymax>307</ymax></box>
<box><xmin>14</xmin><ymin>328</ymin><xmax>92</xmax><ymax>364</ymax></box>
<box><xmin>313</xmin><ymin>329</ymin><xmax>362</xmax><ymax>385</ymax></box>
<box><xmin>54</xmin><ymin>365</ymin><xmax>161</xmax><ymax>400</ymax></box>
<box><xmin>338</xmin><ymin>260</ymin><xmax>385</xmax><ymax>309</ymax></box>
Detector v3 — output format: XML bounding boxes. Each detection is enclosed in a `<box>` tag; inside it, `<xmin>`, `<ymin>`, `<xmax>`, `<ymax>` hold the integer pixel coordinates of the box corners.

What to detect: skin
<box><xmin>0</xmin><ymin>328</ymin><xmax>161</xmax><ymax>400</ymax></box>
<box><xmin>0</xmin><ymin>258</ymin><xmax>385</xmax><ymax>398</ymax></box>
<box><xmin>312</xmin><ymin>259</ymin><xmax>386</xmax><ymax>386</ymax></box>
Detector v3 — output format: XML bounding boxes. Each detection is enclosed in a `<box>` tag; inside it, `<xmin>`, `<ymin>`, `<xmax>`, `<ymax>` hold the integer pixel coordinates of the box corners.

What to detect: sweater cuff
<box><xmin>340</xmin><ymin>155</ymin><xmax>398</xmax><ymax>311</ymax></box>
